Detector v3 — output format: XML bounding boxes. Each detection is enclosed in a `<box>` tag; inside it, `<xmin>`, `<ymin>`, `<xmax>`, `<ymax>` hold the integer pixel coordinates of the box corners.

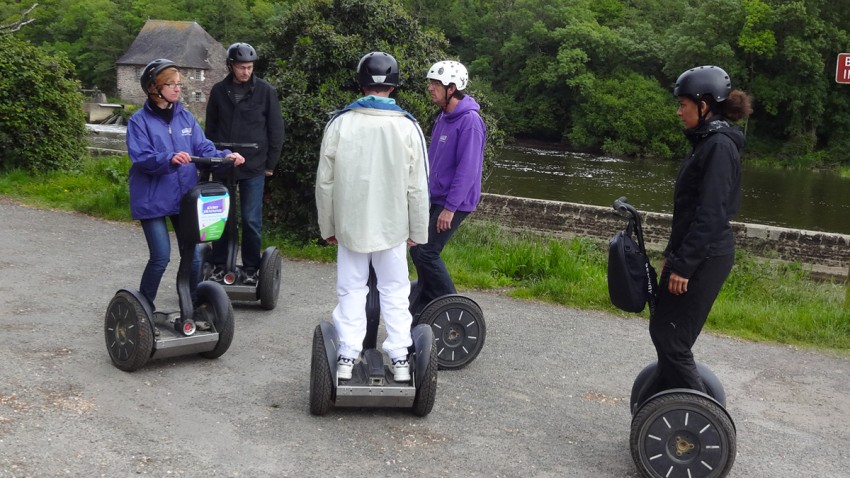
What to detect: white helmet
<box><xmin>427</xmin><ymin>61</ymin><xmax>468</xmax><ymax>90</ymax></box>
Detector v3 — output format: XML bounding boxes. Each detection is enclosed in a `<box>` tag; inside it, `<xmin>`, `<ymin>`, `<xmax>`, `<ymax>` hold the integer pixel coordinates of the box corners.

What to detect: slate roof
<box><xmin>117</xmin><ymin>19</ymin><xmax>220</xmax><ymax>69</ymax></box>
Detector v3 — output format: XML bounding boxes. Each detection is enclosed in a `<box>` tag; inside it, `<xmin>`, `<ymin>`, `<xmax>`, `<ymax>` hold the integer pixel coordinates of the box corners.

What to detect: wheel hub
<box><xmin>674</xmin><ymin>434</ymin><xmax>696</xmax><ymax>457</ymax></box>
<box><xmin>443</xmin><ymin>323</ymin><xmax>465</xmax><ymax>346</ymax></box>
<box><xmin>115</xmin><ymin>323</ymin><xmax>128</xmax><ymax>345</ymax></box>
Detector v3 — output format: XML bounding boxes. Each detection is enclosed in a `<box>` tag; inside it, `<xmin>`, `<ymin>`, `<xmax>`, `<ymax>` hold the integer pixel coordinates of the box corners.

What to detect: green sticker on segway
<box><xmin>197</xmin><ymin>193</ymin><xmax>229</xmax><ymax>242</ymax></box>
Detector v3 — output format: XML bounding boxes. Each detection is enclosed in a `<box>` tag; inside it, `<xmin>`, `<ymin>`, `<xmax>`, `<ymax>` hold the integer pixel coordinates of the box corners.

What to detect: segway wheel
<box><xmin>196</xmin><ymin>281</ymin><xmax>235</xmax><ymax>359</ymax></box>
<box><xmin>309</xmin><ymin>324</ymin><xmax>334</xmax><ymax>416</ymax></box>
<box><xmin>411</xmin><ymin>337</ymin><xmax>438</xmax><ymax>417</ymax></box>
<box><xmin>416</xmin><ymin>295</ymin><xmax>485</xmax><ymax>370</ymax></box>
<box><xmin>104</xmin><ymin>291</ymin><xmax>154</xmax><ymax>372</ymax></box>
<box><xmin>630</xmin><ymin>392</ymin><xmax>736</xmax><ymax>478</ymax></box>
<box><xmin>258</xmin><ymin>247</ymin><xmax>282</xmax><ymax>310</ymax></box>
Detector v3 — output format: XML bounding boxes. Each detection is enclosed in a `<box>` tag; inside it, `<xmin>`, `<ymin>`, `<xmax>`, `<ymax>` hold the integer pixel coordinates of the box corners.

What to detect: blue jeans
<box><xmin>210</xmin><ymin>174</ymin><xmax>264</xmax><ymax>273</ymax></box>
<box><xmin>409</xmin><ymin>205</ymin><xmax>469</xmax><ymax>314</ymax></box>
<box><xmin>140</xmin><ymin>216</ymin><xmax>201</xmax><ymax>308</ymax></box>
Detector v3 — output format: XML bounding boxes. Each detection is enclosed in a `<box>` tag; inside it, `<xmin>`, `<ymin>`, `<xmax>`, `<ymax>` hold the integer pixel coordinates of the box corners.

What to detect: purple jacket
<box><xmin>127</xmin><ymin>101</ymin><xmax>228</xmax><ymax>220</ymax></box>
<box><xmin>428</xmin><ymin>95</ymin><xmax>486</xmax><ymax>212</ymax></box>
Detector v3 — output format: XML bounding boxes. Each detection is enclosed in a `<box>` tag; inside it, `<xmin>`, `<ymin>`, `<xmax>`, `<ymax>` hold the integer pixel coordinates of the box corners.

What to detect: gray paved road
<box><xmin>0</xmin><ymin>199</ymin><xmax>848</xmax><ymax>477</ymax></box>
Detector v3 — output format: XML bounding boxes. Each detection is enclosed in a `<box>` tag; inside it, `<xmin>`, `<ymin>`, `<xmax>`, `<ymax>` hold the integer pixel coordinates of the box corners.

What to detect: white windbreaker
<box><xmin>316</xmin><ymin>107</ymin><xmax>430</xmax><ymax>253</ymax></box>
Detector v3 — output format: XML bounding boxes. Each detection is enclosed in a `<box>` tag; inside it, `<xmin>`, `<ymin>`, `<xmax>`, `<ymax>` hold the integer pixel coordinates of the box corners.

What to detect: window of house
<box><xmin>194</xmin><ymin>92</ymin><xmax>205</xmax><ymax>103</ymax></box>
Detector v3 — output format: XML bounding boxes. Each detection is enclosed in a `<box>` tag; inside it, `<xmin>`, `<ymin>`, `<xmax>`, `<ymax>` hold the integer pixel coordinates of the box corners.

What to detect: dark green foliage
<box><xmin>261</xmin><ymin>0</ymin><xmax>501</xmax><ymax>239</ymax></box>
<box><xmin>569</xmin><ymin>70</ymin><xmax>688</xmax><ymax>158</ymax></box>
<box><xmin>404</xmin><ymin>0</ymin><xmax>850</xmax><ymax>162</ymax></box>
<box><xmin>0</xmin><ymin>35</ymin><xmax>87</xmax><ymax>174</ymax></box>
<box><xmin>7</xmin><ymin>0</ymin><xmax>850</xmax><ymax>166</ymax></box>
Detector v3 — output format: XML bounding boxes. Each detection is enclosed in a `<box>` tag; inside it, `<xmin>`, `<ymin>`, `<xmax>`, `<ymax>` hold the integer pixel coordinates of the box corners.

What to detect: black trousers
<box><xmin>649</xmin><ymin>254</ymin><xmax>734</xmax><ymax>394</ymax></box>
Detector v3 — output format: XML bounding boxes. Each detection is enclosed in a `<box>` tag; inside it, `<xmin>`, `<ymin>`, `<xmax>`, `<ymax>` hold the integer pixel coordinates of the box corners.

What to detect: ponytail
<box><xmin>719</xmin><ymin>90</ymin><xmax>753</xmax><ymax>122</ymax></box>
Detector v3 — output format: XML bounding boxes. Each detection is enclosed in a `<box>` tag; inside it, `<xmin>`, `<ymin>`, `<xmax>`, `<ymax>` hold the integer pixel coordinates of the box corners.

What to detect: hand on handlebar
<box><xmin>171</xmin><ymin>151</ymin><xmax>192</xmax><ymax>165</ymax></box>
<box><xmin>226</xmin><ymin>152</ymin><xmax>245</xmax><ymax>166</ymax></box>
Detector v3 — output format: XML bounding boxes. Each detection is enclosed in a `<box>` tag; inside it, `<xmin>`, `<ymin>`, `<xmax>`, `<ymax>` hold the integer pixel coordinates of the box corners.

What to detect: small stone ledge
<box><xmin>476</xmin><ymin>193</ymin><xmax>850</xmax><ymax>279</ymax></box>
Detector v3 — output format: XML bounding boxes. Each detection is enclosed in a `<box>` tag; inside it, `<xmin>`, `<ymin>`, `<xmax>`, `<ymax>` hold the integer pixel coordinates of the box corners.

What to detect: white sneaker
<box><xmin>337</xmin><ymin>356</ymin><xmax>355</xmax><ymax>380</ymax></box>
<box><xmin>392</xmin><ymin>358</ymin><xmax>411</xmax><ymax>382</ymax></box>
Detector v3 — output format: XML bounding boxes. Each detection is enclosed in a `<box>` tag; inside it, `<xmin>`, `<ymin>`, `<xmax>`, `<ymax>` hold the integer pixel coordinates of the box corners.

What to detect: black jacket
<box><xmin>664</xmin><ymin>117</ymin><xmax>745</xmax><ymax>278</ymax></box>
<box><xmin>205</xmin><ymin>73</ymin><xmax>285</xmax><ymax>180</ymax></box>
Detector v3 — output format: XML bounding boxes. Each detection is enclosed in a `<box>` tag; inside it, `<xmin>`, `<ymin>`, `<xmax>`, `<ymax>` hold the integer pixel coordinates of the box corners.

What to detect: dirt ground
<box><xmin>0</xmin><ymin>198</ymin><xmax>848</xmax><ymax>477</ymax></box>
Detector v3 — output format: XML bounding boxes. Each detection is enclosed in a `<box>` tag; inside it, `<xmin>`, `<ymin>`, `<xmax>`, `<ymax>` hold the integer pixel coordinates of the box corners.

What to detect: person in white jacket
<box><xmin>315</xmin><ymin>52</ymin><xmax>430</xmax><ymax>382</ymax></box>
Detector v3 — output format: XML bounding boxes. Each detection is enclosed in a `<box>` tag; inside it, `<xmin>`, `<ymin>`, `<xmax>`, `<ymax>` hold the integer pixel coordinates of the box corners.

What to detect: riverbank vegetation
<box><xmin>1</xmin><ymin>155</ymin><xmax>847</xmax><ymax>355</ymax></box>
<box><xmin>5</xmin><ymin>0</ymin><xmax>850</xmax><ymax>240</ymax></box>
<box><xmin>6</xmin><ymin>0</ymin><xmax>850</xmax><ymax>169</ymax></box>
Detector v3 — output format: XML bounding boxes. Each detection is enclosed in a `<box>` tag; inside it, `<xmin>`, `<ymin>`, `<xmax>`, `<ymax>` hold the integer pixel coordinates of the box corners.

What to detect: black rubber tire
<box><xmin>258</xmin><ymin>247</ymin><xmax>282</xmax><ymax>310</ymax></box>
<box><xmin>309</xmin><ymin>324</ymin><xmax>334</xmax><ymax>416</ymax></box>
<box><xmin>104</xmin><ymin>291</ymin><xmax>154</xmax><ymax>372</ymax></box>
<box><xmin>417</xmin><ymin>295</ymin><xmax>486</xmax><ymax>370</ymax></box>
<box><xmin>196</xmin><ymin>281</ymin><xmax>235</xmax><ymax>359</ymax></box>
<box><xmin>630</xmin><ymin>392</ymin><xmax>736</xmax><ymax>478</ymax></box>
<box><xmin>411</xmin><ymin>340</ymin><xmax>438</xmax><ymax>417</ymax></box>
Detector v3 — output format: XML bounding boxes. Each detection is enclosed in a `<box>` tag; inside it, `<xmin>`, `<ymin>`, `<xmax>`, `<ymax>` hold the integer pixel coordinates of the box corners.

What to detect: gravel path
<box><xmin>0</xmin><ymin>199</ymin><xmax>847</xmax><ymax>477</ymax></box>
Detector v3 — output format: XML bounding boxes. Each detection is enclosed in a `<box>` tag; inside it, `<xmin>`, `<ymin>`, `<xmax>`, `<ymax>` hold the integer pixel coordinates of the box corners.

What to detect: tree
<box><xmin>260</xmin><ymin>0</ymin><xmax>502</xmax><ymax>239</ymax></box>
<box><xmin>0</xmin><ymin>34</ymin><xmax>87</xmax><ymax>173</ymax></box>
<box><xmin>569</xmin><ymin>70</ymin><xmax>687</xmax><ymax>158</ymax></box>
<box><xmin>0</xmin><ymin>3</ymin><xmax>37</xmax><ymax>34</ymax></box>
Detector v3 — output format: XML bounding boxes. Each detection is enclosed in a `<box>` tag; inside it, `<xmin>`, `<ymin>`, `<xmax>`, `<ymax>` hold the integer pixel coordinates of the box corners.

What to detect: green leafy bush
<box><xmin>0</xmin><ymin>35</ymin><xmax>87</xmax><ymax>173</ymax></box>
<box><xmin>260</xmin><ymin>0</ymin><xmax>502</xmax><ymax>240</ymax></box>
<box><xmin>568</xmin><ymin>70</ymin><xmax>687</xmax><ymax>159</ymax></box>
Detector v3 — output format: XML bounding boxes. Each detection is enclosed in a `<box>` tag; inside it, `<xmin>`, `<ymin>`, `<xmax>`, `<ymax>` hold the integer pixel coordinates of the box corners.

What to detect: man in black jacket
<box><xmin>205</xmin><ymin>43</ymin><xmax>285</xmax><ymax>285</ymax></box>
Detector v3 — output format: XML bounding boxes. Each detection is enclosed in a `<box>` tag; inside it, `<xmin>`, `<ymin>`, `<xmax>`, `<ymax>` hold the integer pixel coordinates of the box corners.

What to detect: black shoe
<box><xmin>209</xmin><ymin>265</ymin><xmax>225</xmax><ymax>283</ymax></box>
<box><xmin>242</xmin><ymin>270</ymin><xmax>258</xmax><ymax>286</ymax></box>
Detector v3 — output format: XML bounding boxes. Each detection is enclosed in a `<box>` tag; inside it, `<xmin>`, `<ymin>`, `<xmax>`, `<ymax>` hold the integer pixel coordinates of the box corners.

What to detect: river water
<box><xmin>486</xmin><ymin>146</ymin><xmax>850</xmax><ymax>235</ymax></box>
<box><xmin>87</xmin><ymin>126</ymin><xmax>850</xmax><ymax>235</ymax></box>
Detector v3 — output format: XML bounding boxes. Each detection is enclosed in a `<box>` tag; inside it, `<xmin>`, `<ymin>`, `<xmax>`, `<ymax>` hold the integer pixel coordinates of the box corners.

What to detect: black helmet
<box><xmin>140</xmin><ymin>58</ymin><xmax>177</xmax><ymax>94</ymax></box>
<box><xmin>226</xmin><ymin>42</ymin><xmax>258</xmax><ymax>64</ymax></box>
<box><xmin>356</xmin><ymin>52</ymin><xmax>400</xmax><ymax>88</ymax></box>
<box><xmin>673</xmin><ymin>65</ymin><xmax>732</xmax><ymax>102</ymax></box>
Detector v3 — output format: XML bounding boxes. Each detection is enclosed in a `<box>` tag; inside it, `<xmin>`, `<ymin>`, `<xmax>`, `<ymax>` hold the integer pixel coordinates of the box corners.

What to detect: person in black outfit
<box><xmin>205</xmin><ymin>42</ymin><xmax>285</xmax><ymax>286</ymax></box>
<box><xmin>650</xmin><ymin>66</ymin><xmax>753</xmax><ymax>394</ymax></box>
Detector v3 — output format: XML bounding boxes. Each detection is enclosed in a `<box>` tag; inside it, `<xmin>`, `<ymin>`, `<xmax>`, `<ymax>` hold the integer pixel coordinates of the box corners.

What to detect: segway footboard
<box><xmin>310</xmin><ymin>321</ymin><xmax>436</xmax><ymax>414</ymax></box>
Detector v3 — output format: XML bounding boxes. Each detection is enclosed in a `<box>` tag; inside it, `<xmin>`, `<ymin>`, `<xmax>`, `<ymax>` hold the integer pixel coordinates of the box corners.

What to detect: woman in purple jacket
<box><xmin>409</xmin><ymin>60</ymin><xmax>486</xmax><ymax>314</ymax></box>
<box><xmin>127</xmin><ymin>59</ymin><xmax>244</xmax><ymax>309</ymax></box>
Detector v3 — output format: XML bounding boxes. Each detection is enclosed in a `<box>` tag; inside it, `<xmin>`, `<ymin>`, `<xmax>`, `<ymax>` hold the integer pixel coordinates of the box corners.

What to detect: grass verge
<box><xmin>2</xmin><ymin>154</ymin><xmax>847</xmax><ymax>355</ymax></box>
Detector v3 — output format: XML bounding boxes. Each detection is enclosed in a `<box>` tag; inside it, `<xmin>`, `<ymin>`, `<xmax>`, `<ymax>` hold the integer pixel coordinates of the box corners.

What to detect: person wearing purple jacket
<box><xmin>409</xmin><ymin>60</ymin><xmax>486</xmax><ymax>314</ymax></box>
<box><xmin>127</xmin><ymin>59</ymin><xmax>244</xmax><ymax>309</ymax></box>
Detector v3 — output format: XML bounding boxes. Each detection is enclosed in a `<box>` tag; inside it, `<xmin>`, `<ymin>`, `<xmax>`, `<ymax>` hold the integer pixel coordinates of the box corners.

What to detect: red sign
<box><xmin>837</xmin><ymin>53</ymin><xmax>850</xmax><ymax>84</ymax></box>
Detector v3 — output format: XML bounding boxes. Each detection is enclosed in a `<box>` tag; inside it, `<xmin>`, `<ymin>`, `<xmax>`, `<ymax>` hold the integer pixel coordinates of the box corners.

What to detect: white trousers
<box><xmin>333</xmin><ymin>242</ymin><xmax>413</xmax><ymax>362</ymax></box>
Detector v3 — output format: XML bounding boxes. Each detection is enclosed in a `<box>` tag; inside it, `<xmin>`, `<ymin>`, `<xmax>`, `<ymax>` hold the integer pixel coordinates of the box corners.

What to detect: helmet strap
<box><xmin>148</xmin><ymin>88</ymin><xmax>174</xmax><ymax>108</ymax></box>
<box><xmin>696</xmin><ymin>99</ymin><xmax>712</xmax><ymax>128</ymax></box>
<box><xmin>442</xmin><ymin>84</ymin><xmax>458</xmax><ymax>111</ymax></box>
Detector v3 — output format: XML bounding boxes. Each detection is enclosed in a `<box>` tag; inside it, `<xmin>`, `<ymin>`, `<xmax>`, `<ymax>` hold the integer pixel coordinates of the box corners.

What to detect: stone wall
<box><xmin>476</xmin><ymin>193</ymin><xmax>850</xmax><ymax>278</ymax></box>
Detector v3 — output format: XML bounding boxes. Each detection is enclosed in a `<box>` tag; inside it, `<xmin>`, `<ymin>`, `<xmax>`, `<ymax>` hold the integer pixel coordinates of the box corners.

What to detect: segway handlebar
<box><xmin>190</xmin><ymin>156</ymin><xmax>235</xmax><ymax>166</ymax></box>
<box><xmin>214</xmin><ymin>142</ymin><xmax>259</xmax><ymax>150</ymax></box>
<box><xmin>612</xmin><ymin>196</ymin><xmax>647</xmax><ymax>253</ymax></box>
<box><xmin>612</xmin><ymin>196</ymin><xmax>640</xmax><ymax>222</ymax></box>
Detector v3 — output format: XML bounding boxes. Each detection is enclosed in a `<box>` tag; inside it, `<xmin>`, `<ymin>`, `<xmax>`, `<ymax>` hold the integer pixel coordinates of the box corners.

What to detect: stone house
<box><xmin>116</xmin><ymin>19</ymin><xmax>227</xmax><ymax>121</ymax></box>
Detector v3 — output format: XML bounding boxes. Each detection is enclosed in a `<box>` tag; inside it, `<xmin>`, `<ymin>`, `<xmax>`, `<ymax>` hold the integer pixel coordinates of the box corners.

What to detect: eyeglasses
<box><xmin>162</xmin><ymin>83</ymin><xmax>183</xmax><ymax>89</ymax></box>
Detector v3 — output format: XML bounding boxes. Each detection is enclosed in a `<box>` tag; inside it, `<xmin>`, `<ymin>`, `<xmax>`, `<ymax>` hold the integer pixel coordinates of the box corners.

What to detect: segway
<box><xmin>104</xmin><ymin>157</ymin><xmax>236</xmax><ymax>372</ymax></box>
<box><xmin>309</xmin><ymin>318</ymin><xmax>438</xmax><ymax>416</ymax></box>
<box><xmin>609</xmin><ymin>197</ymin><xmax>736</xmax><ymax>478</ymax></box>
<box><xmin>202</xmin><ymin>142</ymin><xmax>282</xmax><ymax>310</ymax></box>
<box><xmin>365</xmin><ymin>266</ymin><xmax>486</xmax><ymax>370</ymax></box>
